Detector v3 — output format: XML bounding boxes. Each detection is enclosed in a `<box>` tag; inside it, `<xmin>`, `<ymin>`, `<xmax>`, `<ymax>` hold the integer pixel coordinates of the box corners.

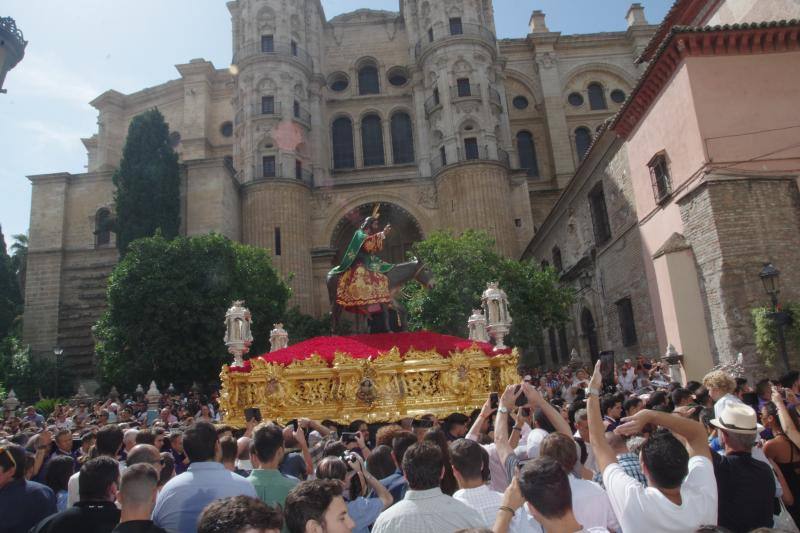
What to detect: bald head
<box><xmin>123</xmin><ymin>429</ymin><xmax>139</xmax><ymax>451</ymax></box>
<box><xmin>126</xmin><ymin>444</ymin><xmax>161</xmax><ymax>468</ymax></box>
<box><xmin>119</xmin><ymin>463</ymin><xmax>158</xmax><ymax>511</ymax></box>
<box><xmin>237</xmin><ymin>437</ymin><xmax>252</xmax><ymax>460</ymax></box>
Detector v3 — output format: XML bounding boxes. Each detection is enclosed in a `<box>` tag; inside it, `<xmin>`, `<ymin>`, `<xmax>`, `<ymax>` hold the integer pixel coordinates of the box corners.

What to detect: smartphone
<box><xmin>341</xmin><ymin>432</ymin><xmax>360</xmax><ymax>444</ymax></box>
<box><xmin>244</xmin><ymin>408</ymin><xmax>262</xmax><ymax>423</ymax></box>
<box><xmin>513</xmin><ymin>384</ymin><xmax>527</xmax><ymax>407</ymax></box>
<box><xmin>600</xmin><ymin>351</ymin><xmax>615</xmax><ymax>382</ymax></box>
<box><xmin>520</xmin><ymin>407</ymin><xmax>531</xmax><ymax>418</ymax></box>
<box><xmin>490</xmin><ymin>392</ymin><xmax>499</xmax><ymax>410</ymax></box>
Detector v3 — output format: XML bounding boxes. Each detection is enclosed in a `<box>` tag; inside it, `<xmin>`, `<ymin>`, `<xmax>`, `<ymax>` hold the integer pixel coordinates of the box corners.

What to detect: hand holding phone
<box><xmin>490</xmin><ymin>392</ymin><xmax>499</xmax><ymax>410</ymax></box>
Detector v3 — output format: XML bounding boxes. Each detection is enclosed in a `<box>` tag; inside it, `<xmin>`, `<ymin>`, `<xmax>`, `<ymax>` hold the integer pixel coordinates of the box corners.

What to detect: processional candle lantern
<box><xmin>224</xmin><ymin>300</ymin><xmax>254</xmax><ymax>367</ymax></box>
<box><xmin>482</xmin><ymin>282</ymin><xmax>512</xmax><ymax>351</ymax></box>
<box><xmin>467</xmin><ymin>308</ymin><xmax>490</xmax><ymax>343</ymax></box>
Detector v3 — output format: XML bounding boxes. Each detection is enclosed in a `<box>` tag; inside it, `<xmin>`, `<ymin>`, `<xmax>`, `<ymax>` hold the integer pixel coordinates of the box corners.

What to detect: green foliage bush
<box><xmin>752</xmin><ymin>303</ymin><xmax>800</xmax><ymax>368</ymax></box>
<box><xmin>0</xmin><ymin>334</ymin><xmax>73</xmax><ymax>403</ymax></box>
<box><xmin>95</xmin><ymin>233</ymin><xmax>290</xmax><ymax>390</ymax></box>
<box><xmin>405</xmin><ymin>230</ymin><xmax>573</xmax><ymax>361</ymax></box>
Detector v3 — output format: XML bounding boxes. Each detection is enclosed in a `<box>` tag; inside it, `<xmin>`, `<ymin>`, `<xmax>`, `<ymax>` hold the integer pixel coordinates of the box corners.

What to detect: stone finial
<box><xmin>3</xmin><ymin>389</ymin><xmax>19</xmax><ymax>413</ymax></box>
<box><xmin>146</xmin><ymin>381</ymin><xmax>161</xmax><ymax>408</ymax></box>
<box><xmin>626</xmin><ymin>3</ymin><xmax>648</xmax><ymax>28</ymax></box>
<box><xmin>529</xmin><ymin>10</ymin><xmax>548</xmax><ymax>33</ymax></box>
<box><xmin>73</xmin><ymin>384</ymin><xmax>90</xmax><ymax>404</ymax></box>
<box><xmin>108</xmin><ymin>386</ymin><xmax>119</xmax><ymax>402</ymax></box>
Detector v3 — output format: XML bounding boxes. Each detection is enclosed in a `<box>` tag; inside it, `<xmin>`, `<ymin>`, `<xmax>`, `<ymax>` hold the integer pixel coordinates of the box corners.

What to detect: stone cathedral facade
<box><xmin>23</xmin><ymin>0</ymin><xmax>655</xmax><ymax>377</ymax></box>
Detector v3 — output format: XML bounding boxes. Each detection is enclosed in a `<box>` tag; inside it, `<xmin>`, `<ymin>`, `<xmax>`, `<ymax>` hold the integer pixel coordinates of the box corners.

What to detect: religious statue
<box><xmin>330</xmin><ymin>205</ymin><xmax>394</xmax><ymax>311</ymax></box>
<box><xmin>326</xmin><ymin>204</ymin><xmax>436</xmax><ymax>334</ymax></box>
<box><xmin>467</xmin><ymin>309</ymin><xmax>489</xmax><ymax>343</ymax></box>
<box><xmin>270</xmin><ymin>323</ymin><xmax>289</xmax><ymax>352</ymax></box>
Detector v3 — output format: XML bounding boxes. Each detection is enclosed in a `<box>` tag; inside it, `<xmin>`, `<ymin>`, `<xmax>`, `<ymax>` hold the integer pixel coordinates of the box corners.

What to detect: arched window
<box><xmin>358</xmin><ymin>65</ymin><xmax>379</xmax><ymax>95</ymax></box>
<box><xmin>361</xmin><ymin>114</ymin><xmax>385</xmax><ymax>166</ymax></box>
<box><xmin>587</xmin><ymin>82</ymin><xmax>607</xmax><ymax>110</ymax></box>
<box><xmin>95</xmin><ymin>208</ymin><xmax>111</xmax><ymax>247</ymax></box>
<box><xmin>516</xmin><ymin>131</ymin><xmax>539</xmax><ymax>177</ymax></box>
<box><xmin>390</xmin><ymin>112</ymin><xmax>414</xmax><ymax>164</ymax></box>
<box><xmin>332</xmin><ymin>117</ymin><xmax>355</xmax><ymax>169</ymax></box>
<box><xmin>575</xmin><ymin>127</ymin><xmax>592</xmax><ymax>161</ymax></box>
<box><xmin>552</xmin><ymin>246</ymin><xmax>563</xmax><ymax>272</ymax></box>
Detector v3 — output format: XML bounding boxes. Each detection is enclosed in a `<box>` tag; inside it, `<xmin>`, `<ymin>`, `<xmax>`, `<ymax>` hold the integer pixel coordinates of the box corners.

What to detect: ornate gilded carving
<box><xmin>220</xmin><ymin>345</ymin><xmax>520</xmax><ymax>427</ymax></box>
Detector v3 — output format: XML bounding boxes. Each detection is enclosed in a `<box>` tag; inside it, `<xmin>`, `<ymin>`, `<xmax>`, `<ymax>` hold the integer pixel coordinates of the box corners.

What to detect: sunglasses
<box><xmin>0</xmin><ymin>446</ymin><xmax>16</xmax><ymax>471</ymax></box>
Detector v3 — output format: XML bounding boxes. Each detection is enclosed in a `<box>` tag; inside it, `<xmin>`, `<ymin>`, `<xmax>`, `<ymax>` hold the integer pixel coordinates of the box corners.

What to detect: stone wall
<box><xmin>679</xmin><ymin>176</ymin><xmax>800</xmax><ymax>373</ymax></box>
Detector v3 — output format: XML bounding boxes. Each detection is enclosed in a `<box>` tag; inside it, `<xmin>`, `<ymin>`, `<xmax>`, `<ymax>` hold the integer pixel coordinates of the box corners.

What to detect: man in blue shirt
<box><xmin>152</xmin><ymin>422</ymin><xmax>257</xmax><ymax>533</ymax></box>
<box><xmin>0</xmin><ymin>444</ymin><xmax>57</xmax><ymax>533</ymax></box>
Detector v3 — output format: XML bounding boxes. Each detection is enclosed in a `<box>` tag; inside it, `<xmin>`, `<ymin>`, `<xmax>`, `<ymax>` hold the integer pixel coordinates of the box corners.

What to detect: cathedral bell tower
<box><xmin>403</xmin><ymin>0</ymin><xmax>526</xmax><ymax>257</ymax></box>
<box><xmin>227</xmin><ymin>0</ymin><xmax>325</xmax><ymax>313</ymax></box>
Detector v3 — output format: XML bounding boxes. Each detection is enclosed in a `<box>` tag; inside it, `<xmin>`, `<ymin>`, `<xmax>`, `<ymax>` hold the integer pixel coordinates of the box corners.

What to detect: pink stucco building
<box><xmin>526</xmin><ymin>0</ymin><xmax>800</xmax><ymax>377</ymax></box>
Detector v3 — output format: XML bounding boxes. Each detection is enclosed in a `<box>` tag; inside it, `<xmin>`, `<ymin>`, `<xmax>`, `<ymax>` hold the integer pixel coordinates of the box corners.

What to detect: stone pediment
<box><xmin>329</xmin><ymin>9</ymin><xmax>399</xmax><ymax>25</ymax></box>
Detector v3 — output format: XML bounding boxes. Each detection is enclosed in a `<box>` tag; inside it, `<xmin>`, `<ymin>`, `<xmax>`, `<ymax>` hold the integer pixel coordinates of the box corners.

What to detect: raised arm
<box><xmin>587</xmin><ymin>361</ymin><xmax>618</xmax><ymax>473</ymax></box>
<box><xmin>495</xmin><ymin>385</ymin><xmax>522</xmax><ymax>466</ymax></box>
<box><xmin>522</xmin><ymin>382</ymin><xmax>571</xmax><ymax>437</ymax></box>
<box><xmin>616</xmin><ymin>407</ymin><xmax>711</xmax><ymax>460</ymax></box>
<box><xmin>468</xmin><ymin>397</ymin><xmax>495</xmax><ymax>442</ymax></box>
<box><xmin>352</xmin><ymin>454</ymin><xmax>393</xmax><ymax>509</ymax></box>
<box><xmin>773</xmin><ymin>387</ymin><xmax>800</xmax><ymax>448</ymax></box>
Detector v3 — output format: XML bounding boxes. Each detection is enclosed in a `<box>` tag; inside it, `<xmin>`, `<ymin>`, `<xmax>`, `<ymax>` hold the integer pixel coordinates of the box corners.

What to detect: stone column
<box><xmin>528</xmin><ymin>33</ymin><xmax>576</xmax><ymax>185</ymax></box>
<box><xmin>23</xmin><ymin>173</ymin><xmax>69</xmax><ymax>361</ymax></box>
<box><xmin>410</xmin><ymin>71</ymin><xmax>431</xmax><ymax>176</ymax></box>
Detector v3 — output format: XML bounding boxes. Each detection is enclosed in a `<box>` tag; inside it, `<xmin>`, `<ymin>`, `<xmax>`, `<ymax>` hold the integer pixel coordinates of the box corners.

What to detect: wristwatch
<box><xmin>588</xmin><ymin>388</ymin><xmax>601</xmax><ymax>397</ymax></box>
<box><xmin>498</xmin><ymin>406</ymin><xmax>509</xmax><ymax>414</ymax></box>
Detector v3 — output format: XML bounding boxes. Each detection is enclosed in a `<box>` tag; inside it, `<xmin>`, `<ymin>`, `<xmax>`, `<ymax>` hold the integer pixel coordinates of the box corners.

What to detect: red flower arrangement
<box><xmin>229</xmin><ymin>331</ymin><xmax>510</xmax><ymax>373</ymax></box>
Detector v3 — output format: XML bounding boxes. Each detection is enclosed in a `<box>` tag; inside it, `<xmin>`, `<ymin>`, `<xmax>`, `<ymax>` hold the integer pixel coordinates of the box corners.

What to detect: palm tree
<box><xmin>10</xmin><ymin>233</ymin><xmax>27</xmax><ymax>300</ymax></box>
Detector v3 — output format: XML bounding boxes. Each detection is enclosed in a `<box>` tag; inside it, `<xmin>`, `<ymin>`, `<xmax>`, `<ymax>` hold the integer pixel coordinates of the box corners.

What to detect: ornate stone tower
<box><xmin>228</xmin><ymin>0</ymin><xmax>324</xmax><ymax>313</ymax></box>
<box><xmin>403</xmin><ymin>0</ymin><xmax>529</xmax><ymax>257</ymax></box>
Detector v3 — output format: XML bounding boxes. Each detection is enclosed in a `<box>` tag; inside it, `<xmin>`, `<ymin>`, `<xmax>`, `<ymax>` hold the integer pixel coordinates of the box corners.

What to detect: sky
<box><xmin>0</xmin><ymin>0</ymin><xmax>671</xmax><ymax>244</ymax></box>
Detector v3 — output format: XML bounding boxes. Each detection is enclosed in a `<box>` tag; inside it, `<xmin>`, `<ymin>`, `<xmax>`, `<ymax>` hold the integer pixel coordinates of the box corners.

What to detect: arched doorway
<box><xmin>329</xmin><ymin>202</ymin><xmax>425</xmax><ymax>333</ymax></box>
<box><xmin>330</xmin><ymin>202</ymin><xmax>424</xmax><ymax>266</ymax></box>
<box><xmin>581</xmin><ymin>308</ymin><xmax>599</xmax><ymax>365</ymax></box>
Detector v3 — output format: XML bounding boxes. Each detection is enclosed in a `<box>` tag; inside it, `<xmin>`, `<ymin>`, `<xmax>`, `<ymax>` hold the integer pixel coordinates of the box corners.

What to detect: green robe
<box><xmin>329</xmin><ymin>229</ymin><xmax>394</xmax><ymax>276</ymax></box>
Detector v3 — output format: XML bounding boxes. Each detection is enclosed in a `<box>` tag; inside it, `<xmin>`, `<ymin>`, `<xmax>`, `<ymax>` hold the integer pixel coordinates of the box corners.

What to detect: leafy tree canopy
<box><xmin>113</xmin><ymin>108</ymin><xmax>181</xmax><ymax>254</ymax></box>
<box><xmin>405</xmin><ymin>230</ymin><xmax>573</xmax><ymax>363</ymax></box>
<box><xmin>0</xmin><ymin>225</ymin><xmax>22</xmax><ymax>340</ymax></box>
<box><xmin>95</xmin><ymin>233</ymin><xmax>290</xmax><ymax>390</ymax></box>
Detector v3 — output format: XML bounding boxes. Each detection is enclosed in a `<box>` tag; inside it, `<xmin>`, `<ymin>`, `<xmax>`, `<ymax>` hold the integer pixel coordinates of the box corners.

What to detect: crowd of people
<box><xmin>3</xmin><ymin>357</ymin><xmax>800</xmax><ymax>533</ymax></box>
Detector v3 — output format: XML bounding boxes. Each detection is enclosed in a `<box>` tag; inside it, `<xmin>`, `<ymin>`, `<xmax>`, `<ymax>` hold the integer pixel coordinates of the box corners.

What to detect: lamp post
<box><xmin>760</xmin><ymin>262</ymin><xmax>791</xmax><ymax>372</ymax></box>
<box><xmin>53</xmin><ymin>346</ymin><xmax>64</xmax><ymax>398</ymax></box>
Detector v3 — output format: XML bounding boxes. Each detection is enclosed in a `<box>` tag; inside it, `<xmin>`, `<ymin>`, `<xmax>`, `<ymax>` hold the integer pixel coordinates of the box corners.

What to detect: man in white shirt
<box><xmin>539</xmin><ymin>432</ymin><xmax>619</xmax><ymax>531</ymax></box>
<box><xmin>450</xmin><ymin>439</ymin><xmax>538</xmax><ymax>532</ymax></box>
<box><xmin>494</xmin><ymin>457</ymin><xmax>609</xmax><ymax>533</ymax></box>
<box><xmin>67</xmin><ymin>425</ymin><xmax>125</xmax><ymax>507</ymax></box>
<box><xmin>619</xmin><ymin>360</ymin><xmax>636</xmax><ymax>392</ymax></box>
<box><xmin>371</xmin><ymin>441</ymin><xmax>483</xmax><ymax>533</ymax></box>
<box><xmin>588</xmin><ymin>361</ymin><xmax>718</xmax><ymax>532</ymax></box>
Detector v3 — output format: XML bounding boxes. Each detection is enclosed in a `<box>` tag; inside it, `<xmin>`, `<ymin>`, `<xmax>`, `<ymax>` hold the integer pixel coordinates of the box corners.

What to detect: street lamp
<box><xmin>759</xmin><ymin>262</ymin><xmax>791</xmax><ymax>372</ymax></box>
<box><xmin>53</xmin><ymin>346</ymin><xmax>64</xmax><ymax>398</ymax></box>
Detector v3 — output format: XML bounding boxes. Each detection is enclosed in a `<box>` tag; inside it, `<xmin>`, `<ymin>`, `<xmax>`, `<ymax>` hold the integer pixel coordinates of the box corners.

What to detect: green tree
<box><xmin>95</xmin><ymin>233</ymin><xmax>290</xmax><ymax>390</ymax></box>
<box><xmin>0</xmin><ymin>225</ymin><xmax>22</xmax><ymax>340</ymax></box>
<box><xmin>113</xmin><ymin>108</ymin><xmax>180</xmax><ymax>254</ymax></box>
<box><xmin>405</xmin><ymin>230</ymin><xmax>572</xmax><ymax>361</ymax></box>
<box><xmin>10</xmin><ymin>233</ymin><xmax>27</xmax><ymax>300</ymax></box>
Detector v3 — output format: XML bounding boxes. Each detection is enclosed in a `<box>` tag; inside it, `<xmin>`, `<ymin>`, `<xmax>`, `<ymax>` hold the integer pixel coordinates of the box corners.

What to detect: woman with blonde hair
<box><xmin>702</xmin><ymin>369</ymin><xmax>740</xmax><ymax>418</ymax></box>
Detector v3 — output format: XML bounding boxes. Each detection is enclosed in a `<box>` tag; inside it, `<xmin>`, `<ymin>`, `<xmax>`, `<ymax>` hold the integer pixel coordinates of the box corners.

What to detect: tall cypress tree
<box><xmin>113</xmin><ymin>108</ymin><xmax>181</xmax><ymax>254</ymax></box>
<box><xmin>0</xmin><ymin>225</ymin><xmax>22</xmax><ymax>340</ymax></box>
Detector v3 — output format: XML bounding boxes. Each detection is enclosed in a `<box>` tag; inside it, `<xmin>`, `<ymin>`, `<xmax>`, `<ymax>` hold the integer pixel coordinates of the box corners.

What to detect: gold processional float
<box><xmin>218</xmin><ymin>283</ymin><xmax>519</xmax><ymax>427</ymax></box>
